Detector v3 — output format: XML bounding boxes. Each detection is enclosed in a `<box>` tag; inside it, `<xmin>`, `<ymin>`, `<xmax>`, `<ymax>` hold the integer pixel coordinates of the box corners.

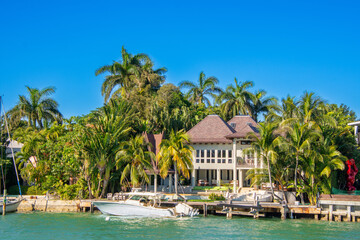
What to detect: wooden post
<box><xmin>314</xmin><ymin>214</ymin><xmax>319</xmax><ymax>220</ymax></box>
<box><xmin>2</xmin><ymin>189</ymin><xmax>6</xmax><ymax>216</ymax></box>
<box><xmin>227</xmin><ymin>207</ymin><xmax>233</xmax><ymax>219</ymax></box>
<box><xmin>329</xmin><ymin>205</ymin><xmax>333</xmax><ymax>222</ymax></box>
<box><xmin>90</xmin><ymin>202</ymin><xmax>94</xmax><ymax>213</ymax></box>
<box><xmin>203</xmin><ymin>204</ymin><xmax>208</xmax><ymax>217</ymax></box>
<box><xmin>347</xmin><ymin>206</ymin><xmax>352</xmax><ymax>222</ymax></box>
<box><xmin>281</xmin><ymin>206</ymin><xmax>287</xmax><ymax>220</ymax></box>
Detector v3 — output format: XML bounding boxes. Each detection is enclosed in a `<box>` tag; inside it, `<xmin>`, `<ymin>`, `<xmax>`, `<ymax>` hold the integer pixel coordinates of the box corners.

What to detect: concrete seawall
<box><xmin>17</xmin><ymin>196</ymin><xmax>92</xmax><ymax>213</ymax></box>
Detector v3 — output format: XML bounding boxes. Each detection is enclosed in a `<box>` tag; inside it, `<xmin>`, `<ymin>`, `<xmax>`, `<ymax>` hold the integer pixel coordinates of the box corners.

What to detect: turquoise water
<box><xmin>1</xmin><ymin>212</ymin><xmax>360</xmax><ymax>240</ymax></box>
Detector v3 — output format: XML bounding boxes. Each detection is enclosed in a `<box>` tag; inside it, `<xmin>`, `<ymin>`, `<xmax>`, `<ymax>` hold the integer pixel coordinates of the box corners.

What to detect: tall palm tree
<box><xmin>248</xmin><ymin>90</ymin><xmax>277</xmax><ymax>122</ymax></box>
<box><xmin>96</xmin><ymin>46</ymin><xmax>167</xmax><ymax>102</ymax></box>
<box><xmin>217</xmin><ymin>78</ymin><xmax>253</xmax><ymax>120</ymax></box>
<box><xmin>96</xmin><ymin>47</ymin><xmax>142</xmax><ymax>102</ymax></box>
<box><xmin>117</xmin><ymin>135</ymin><xmax>154</xmax><ymax>188</ymax></box>
<box><xmin>179</xmin><ymin>71</ymin><xmax>222</xmax><ymax>106</ymax></box>
<box><xmin>249</xmin><ymin>122</ymin><xmax>281</xmax><ymax>201</ymax></box>
<box><xmin>11</xmin><ymin>86</ymin><xmax>62</xmax><ymax>128</ymax></box>
<box><xmin>158</xmin><ymin>129</ymin><xmax>193</xmax><ymax>195</ymax></box>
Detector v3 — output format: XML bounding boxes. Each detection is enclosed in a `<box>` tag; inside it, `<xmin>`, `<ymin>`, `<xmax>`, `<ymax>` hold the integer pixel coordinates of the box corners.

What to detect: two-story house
<box><xmin>187</xmin><ymin>114</ymin><xmax>262</xmax><ymax>193</ymax></box>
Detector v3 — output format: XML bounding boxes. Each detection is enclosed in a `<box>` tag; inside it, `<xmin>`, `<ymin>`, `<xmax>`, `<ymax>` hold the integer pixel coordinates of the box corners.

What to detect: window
<box><xmin>228</xmin><ymin>159</ymin><xmax>232</xmax><ymax>164</ymax></box>
<box><xmin>196</xmin><ymin>150</ymin><xmax>200</xmax><ymax>157</ymax></box>
<box><xmin>222</xmin><ymin>159</ymin><xmax>226</xmax><ymax>163</ymax></box>
<box><xmin>217</xmin><ymin>159</ymin><xmax>221</xmax><ymax>163</ymax></box>
<box><xmin>196</xmin><ymin>159</ymin><xmax>200</xmax><ymax>163</ymax></box>
<box><xmin>211</xmin><ymin>150</ymin><xmax>215</xmax><ymax>158</ymax></box>
<box><xmin>217</xmin><ymin>150</ymin><xmax>221</xmax><ymax>158</ymax></box>
<box><xmin>201</xmin><ymin>150</ymin><xmax>204</xmax><ymax>158</ymax></box>
<box><xmin>207</xmin><ymin>150</ymin><xmax>211</xmax><ymax>158</ymax></box>
<box><xmin>222</xmin><ymin>150</ymin><xmax>226</xmax><ymax>158</ymax></box>
<box><xmin>228</xmin><ymin>150</ymin><xmax>232</xmax><ymax>158</ymax></box>
<box><xmin>230</xmin><ymin>123</ymin><xmax>236</xmax><ymax>129</ymax></box>
<box><xmin>207</xmin><ymin>159</ymin><xmax>210</xmax><ymax>163</ymax></box>
<box><xmin>201</xmin><ymin>159</ymin><xmax>204</xmax><ymax>163</ymax></box>
<box><xmin>211</xmin><ymin>159</ymin><xmax>215</xmax><ymax>163</ymax></box>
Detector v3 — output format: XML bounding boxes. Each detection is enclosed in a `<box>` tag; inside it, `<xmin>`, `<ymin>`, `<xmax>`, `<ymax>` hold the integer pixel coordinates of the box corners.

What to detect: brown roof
<box><xmin>142</xmin><ymin>132</ymin><xmax>164</xmax><ymax>155</ymax></box>
<box><xmin>226</xmin><ymin>116</ymin><xmax>259</xmax><ymax>139</ymax></box>
<box><xmin>187</xmin><ymin>115</ymin><xmax>235</xmax><ymax>143</ymax></box>
<box><xmin>187</xmin><ymin>115</ymin><xmax>260</xmax><ymax>143</ymax></box>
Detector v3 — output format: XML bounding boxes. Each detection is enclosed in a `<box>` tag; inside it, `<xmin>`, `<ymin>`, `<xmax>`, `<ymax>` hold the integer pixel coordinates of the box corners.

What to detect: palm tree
<box><xmin>158</xmin><ymin>129</ymin><xmax>193</xmax><ymax>195</ymax></box>
<box><xmin>96</xmin><ymin>46</ymin><xmax>167</xmax><ymax>102</ymax></box>
<box><xmin>217</xmin><ymin>78</ymin><xmax>253</xmax><ymax>120</ymax></box>
<box><xmin>248</xmin><ymin>90</ymin><xmax>277</xmax><ymax>122</ymax></box>
<box><xmin>11</xmin><ymin>86</ymin><xmax>62</xmax><ymax>128</ymax></box>
<box><xmin>249</xmin><ymin>122</ymin><xmax>282</xmax><ymax>201</ymax></box>
<box><xmin>117</xmin><ymin>135</ymin><xmax>154</xmax><ymax>188</ymax></box>
<box><xmin>279</xmin><ymin>120</ymin><xmax>321</xmax><ymax>202</ymax></box>
<box><xmin>268</xmin><ymin>96</ymin><xmax>299</xmax><ymax>123</ymax></box>
<box><xmin>301</xmin><ymin>137</ymin><xmax>345</xmax><ymax>204</ymax></box>
<box><xmin>179</xmin><ymin>71</ymin><xmax>222</xmax><ymax>106</ymax></box>
<box><xmin>82</xmin><ymin>99</ymin><xmax>133</xmax><ymax>198</ymax></box>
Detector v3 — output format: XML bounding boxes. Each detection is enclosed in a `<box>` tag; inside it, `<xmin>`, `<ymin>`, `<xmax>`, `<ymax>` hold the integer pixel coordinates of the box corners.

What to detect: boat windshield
<box><xmin>129</xmin><ymin>195</ymin><xmax>149</xmax><ymax>201</ymax></box>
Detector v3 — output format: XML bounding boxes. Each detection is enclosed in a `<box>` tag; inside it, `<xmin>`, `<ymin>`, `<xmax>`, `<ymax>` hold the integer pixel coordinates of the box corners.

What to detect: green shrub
<box><xmin>208</xmin><ymin>193</ymin><xmax>225</xmax><ymax>201</ymax></box>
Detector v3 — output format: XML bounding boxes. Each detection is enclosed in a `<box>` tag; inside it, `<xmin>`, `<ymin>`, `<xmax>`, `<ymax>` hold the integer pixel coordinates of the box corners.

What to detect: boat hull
<box><xmin>0</xmin><ymin>200</ymin><xmax>22</xmax><ymax>214</ymax></box>
<box><xmin>93</xmin><ymin>201</ymin><xmax>173</xmax><ymax>217</ymax></box>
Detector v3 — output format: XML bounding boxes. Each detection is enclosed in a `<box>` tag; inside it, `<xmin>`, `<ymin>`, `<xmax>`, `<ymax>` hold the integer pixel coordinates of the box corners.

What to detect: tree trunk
<box><xmin>100</xmin><ymin>178</ymin><xmax>109</xmax><ymax>198</ymax></box>
<box><xmin>154</xmin><ymin>174</ymin><xmax>158</xmax><ymax>193</ymax></box>
<box><xmin>266</xmin><ymin>156</ymin><xmax>276</xmax><ymax>200</ymax></box>
<box><xmin>174</xmin><ymin>165</ymin><xmax>178</xmax><ymax>196</ymax></box>
<box><xmin>87</xmin><ymin>179</ymin><xmax>93</xmax><ymax>199</ymax></box>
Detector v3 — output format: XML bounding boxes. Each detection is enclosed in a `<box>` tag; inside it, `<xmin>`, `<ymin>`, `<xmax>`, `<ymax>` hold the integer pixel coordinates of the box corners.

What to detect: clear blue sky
<box><xmin>1</xmin><ymin>0</ymin><xmax>359</xmax><ymax>118</ymax></box>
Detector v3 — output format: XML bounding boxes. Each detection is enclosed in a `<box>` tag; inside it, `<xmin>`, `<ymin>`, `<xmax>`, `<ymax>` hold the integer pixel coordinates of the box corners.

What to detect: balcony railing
<box><xmin>237</xmin><ymin>158</ymin><xmax>255</xmax><ymax>167</ymax></box>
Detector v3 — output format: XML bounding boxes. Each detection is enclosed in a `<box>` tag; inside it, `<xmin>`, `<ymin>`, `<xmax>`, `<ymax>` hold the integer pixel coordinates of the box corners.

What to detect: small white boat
<box><xmin>0</xmin><ymin>199</ymin><xmax>22</xmax><ymax>214</ymax></box>
<box><xmin>94</xmin><ymin>193</ymin><xmax>198</xmax><ymax>217</ymax></box>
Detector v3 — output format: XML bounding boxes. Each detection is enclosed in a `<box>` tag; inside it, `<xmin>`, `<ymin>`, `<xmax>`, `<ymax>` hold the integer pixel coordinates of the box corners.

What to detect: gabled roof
<box><xmin>225</xmin><ymin>115</ymin><xmax>260</xmax><ymax>139</ymax></box>
<box><xmin>142</xmin><ymin>132</ymin><xmax>164</xmax><ymax>155</ymax></box>
<box><xmin>187</xmin><ymin>115</ymin><xmax>235</xmax><ymax>143</ymax></box>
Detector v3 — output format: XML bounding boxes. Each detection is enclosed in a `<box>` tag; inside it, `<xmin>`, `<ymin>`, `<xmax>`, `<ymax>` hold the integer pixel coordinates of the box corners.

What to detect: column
<box><xmin>355</xmin><ymin>126</ymin><xmax>359</xmax><ymax>144</ymax></box>
<box><xmin>169</xmin><ymin>174</ymin><xmax>173</xmax><ymax>193</ymax></box>
<box><xmin>191</xmin><ymin>169</ymin><xmax>196</xmax><ymax>187</ymax></box>
<box><xmin>208</xmin><ymin>170</ymin><xmax>212</xmax><ymax>185</ymax></box>
<box><xmin>232</xmin><ymin>139</ymin><xmax>237</xmax><ymax>193</ymax></box>
<box><xmin>239</xmin><ymin>169</ymin><xmax>244</xmax><ymax>188</ymax></box>
<box><xmin>217</xmin><ymin>169</ymin><xmax>221</xmax><ymax>186</ymax></box>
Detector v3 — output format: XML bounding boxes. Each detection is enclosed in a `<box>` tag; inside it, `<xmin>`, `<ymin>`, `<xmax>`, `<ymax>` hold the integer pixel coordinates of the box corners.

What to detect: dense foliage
<box><xmin>4</xmin><ymin>46</ymin><xmax>359</xmax><ymax>202</ymax></box>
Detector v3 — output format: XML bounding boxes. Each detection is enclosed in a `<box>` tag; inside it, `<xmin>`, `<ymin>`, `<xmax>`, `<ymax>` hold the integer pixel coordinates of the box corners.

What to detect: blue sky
<box><xmin>1</xmin><ymin>0</ymin><xmax>359</xmax><ymax>118</ymax></box>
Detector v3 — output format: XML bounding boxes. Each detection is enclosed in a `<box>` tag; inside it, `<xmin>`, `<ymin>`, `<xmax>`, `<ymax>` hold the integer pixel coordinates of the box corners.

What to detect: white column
<box><xmin>169</xmin><ymin>174</ymin><xmax>173</xmax><ymax>193</ymax></box>
<box><xmin>233</xmin><ymin>139</ymin><xmax>237</xmax><ymax>193</ymax></box>
<box><xmin>217</xmin><ymin>169</ymin><xmax>221</xmax><ymax>186</ymax></box>
<box><xmin>191</xmin><ymin>169</ymin><xmax>196</xmax><ymax>187</ymax></box>
<box><xmin>355</xmin><ymin>126</ymin><xmax>359</xmax><ymax>144</ymax></box>
<box><xmin>239</xmin><ymin>169</ymin><xmax>244</xmax><ymax>188</ymax></box>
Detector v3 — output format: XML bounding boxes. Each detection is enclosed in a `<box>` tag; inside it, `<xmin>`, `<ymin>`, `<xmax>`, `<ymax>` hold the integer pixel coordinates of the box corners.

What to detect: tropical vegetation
<box><xmin>0</xmin><ymin>46</ymin><xmax>358</xmax><ymax>204</ymax></box>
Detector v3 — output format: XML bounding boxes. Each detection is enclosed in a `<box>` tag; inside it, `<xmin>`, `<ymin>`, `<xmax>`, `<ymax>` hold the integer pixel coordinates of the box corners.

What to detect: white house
<box><xmin>348</xmin><ymin>121</ymin><xmax>360</xmax><ymax>144</ymax></box>
<box><xmin>187</xmin><ymin>115</ymin><xmax>262</xmax><ymax>193</ymax></box>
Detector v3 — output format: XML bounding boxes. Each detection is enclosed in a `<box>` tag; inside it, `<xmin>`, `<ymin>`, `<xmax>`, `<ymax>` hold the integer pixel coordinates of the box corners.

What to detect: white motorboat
<box><xmin>94</xmin><ymin>193</ymin><xmax>198</xmax><ymax>217</ymax></box>
<box><xmin>0</xmin><ymin>199</ymin><xmax>22</xmax><ymax>214</ymax></box>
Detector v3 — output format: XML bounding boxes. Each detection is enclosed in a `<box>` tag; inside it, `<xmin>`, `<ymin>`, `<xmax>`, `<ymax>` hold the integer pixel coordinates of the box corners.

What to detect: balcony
<box><xmin>237</xmin><ymin>157</ymin><xmax>255</xmax><ymax>168</ymax></box>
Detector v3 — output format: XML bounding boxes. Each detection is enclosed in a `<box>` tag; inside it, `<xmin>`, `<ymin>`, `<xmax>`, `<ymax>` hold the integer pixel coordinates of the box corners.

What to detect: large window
<box><xmin>228</xmin><ymin>150</ymin><xmax>232</xmax><ymax>158</ymax></box>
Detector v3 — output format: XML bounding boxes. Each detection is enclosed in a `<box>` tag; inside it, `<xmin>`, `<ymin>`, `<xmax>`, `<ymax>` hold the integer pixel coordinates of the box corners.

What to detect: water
<box><xmin>1</xmin><ymin>212</ymin><xmax>360</xmax><ymax>240</ymax></box>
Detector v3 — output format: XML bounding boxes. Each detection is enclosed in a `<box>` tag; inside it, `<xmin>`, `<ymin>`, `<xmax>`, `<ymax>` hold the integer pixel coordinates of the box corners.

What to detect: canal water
<box><xmin>1</xmin><ymin>212</ymin><xmax>359</xmax><ymax>239</ymax></box>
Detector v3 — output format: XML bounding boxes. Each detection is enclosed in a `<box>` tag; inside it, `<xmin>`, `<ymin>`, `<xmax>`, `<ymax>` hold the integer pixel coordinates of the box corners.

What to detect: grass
<box><xmin>192</xmin><ymin>186</ymin><xmax>232</xmax><ymax>191</ymax></box>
